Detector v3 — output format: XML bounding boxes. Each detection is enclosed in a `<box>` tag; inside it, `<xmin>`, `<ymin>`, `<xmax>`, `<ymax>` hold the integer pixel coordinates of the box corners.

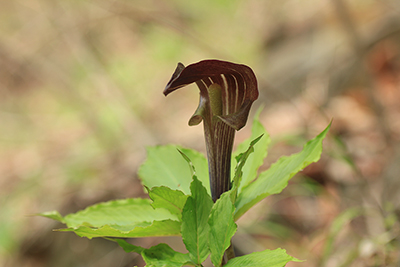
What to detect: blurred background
<box><xmin>1</xmin><ymin>0</ymin><xmax>400</xmax><ymax>266</ymax></box>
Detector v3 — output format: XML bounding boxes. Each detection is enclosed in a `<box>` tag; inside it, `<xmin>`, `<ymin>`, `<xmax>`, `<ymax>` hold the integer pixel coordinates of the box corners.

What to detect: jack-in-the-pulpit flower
<box><xmin>164</xmin><ymin>60</ymin><xmax>259</xmax><ymax>202</ymax></box>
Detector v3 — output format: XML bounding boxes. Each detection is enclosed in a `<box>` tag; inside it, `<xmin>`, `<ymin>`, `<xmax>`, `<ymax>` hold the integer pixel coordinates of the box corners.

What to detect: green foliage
<box><xmin>148</xmin><ymin>186</ymin><xmax>188</xmax><ymax>221</ymax></box>
<box><xmin>231</xmin><ymin>107</ymin><xmax>271</xmax><ymax>193</ymax></box>
<box><xmin>113</xmin><ymin>238</ymin><xmax>144</xmax><ymax>254</ymax></box>
<box><xmin>234</xmin><ymin>122</ymin><xmax>331</xmax><ymax>220</ymax></box>
<box><xmin>39</xmin><ymin>114</ymin><xmax>330</xmax><ymax>266</ymax></box>
<box><xmin>39</xmin><ymin>199</ymin><xmax>181</xmax><ymax>239</ymax></box>
<box><xmin>141</xmin><ymin>243</ymin><xmax>192</xmax><ymax>267</ymax></box>
<box><xmin>208</xmin><ymin>192</ymin><xmax>237</xmax><ymax>266</ymax></box>
<box><xmin>231</xmin><ymin>134</ymin><xmax>264</xmax><ymax>203</ymax></box>
<box><xmin>138</xmin><ymin>145</ymin><xmax>209</xmax><ymax>195</ymax></box>
<box><xmin>181</xmin><ymin>177</ymin><xmax>213</xmax><ymax>264</ymax></box>
<box><xmin>110</xmin><ymin>239</ymin><xmax>193</xmax><ymax>266</ymax></box>
<box><xmin>224</xmin><ymin>248</ymin><xmax>303</xmax><ymax>267</ymax></box>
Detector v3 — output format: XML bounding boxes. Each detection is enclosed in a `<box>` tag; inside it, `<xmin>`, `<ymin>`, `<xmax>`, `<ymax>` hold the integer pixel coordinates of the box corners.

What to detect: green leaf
<box><xmin>111</xmin><ymin>238</ymin><xmax>144</xmax><ymax>254</ymax></box>
<box><xmin>181</xmin><ymin>176</ymin><xmax>213</xmax><ymax>264</ymax></box>
<box><xmin>208</xmin><ymin>192</ymin><xmax>237</xmax><ymax>267</ymax></box>
<box><xmin>63</xmin><ymin>198</ymin><xmax>177</xmax><ymax>227</ymax></box>
<box><xmin>224</xmin><ymin>248</ymin><xmax>302</xmax><ymax>267</ymax></box>
<box><xmin>139</xmin><ymin>145</ymin><xmax>209</xmax><ymax>195</ymax></box>
<box><xmin>231</xmin><ymin>134</ymin><xmax>263</xmax><ymax>202</ymax></box>
<box><xmin>142</xmin><ymin>243</ymin><xmax>192</xmax><ymax>267</ymax></box>
<box><xmin>177</xmin><ymin>149</ymin><xmax>196</xmax><ymax>177</ymax></box>
<box><xmin>235</xmin><ymin>123</ymin><xmax>331</xmax><ymax>220</ymax></box>
<box><xmin>231</xmin><ymin>107</ymin><xmax>271</xmax><ymax>193</ymax></box>
<box><xmin>111</xmin><ymin>239</ymin><xmax>194</xmax><ymax>266</ymax></box>
<box><xmin>37</xmin><ymin>210</ymin><xmax>65</xmax><ymax>223</ymax></box>
<box><xmin>43</xmin><ymin>198</ymin><xmax>181</xmax><ymax>238</ymax></box>
<box><xmin>58</xmin><ymin>219</ymin><xmax>181</xmax><ymax>239</ymax></box>
<box><xmin>149</xmin><ymin>186</ymin><xmax>188</xmax><ymax>221</ymax></box>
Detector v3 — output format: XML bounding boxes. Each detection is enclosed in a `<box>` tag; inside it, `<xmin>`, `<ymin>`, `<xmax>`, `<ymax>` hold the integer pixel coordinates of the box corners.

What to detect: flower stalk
<box><xmin>164</xmin><ymin>60</ymin><xmax>258</xmax><ymax>202</ymax></box>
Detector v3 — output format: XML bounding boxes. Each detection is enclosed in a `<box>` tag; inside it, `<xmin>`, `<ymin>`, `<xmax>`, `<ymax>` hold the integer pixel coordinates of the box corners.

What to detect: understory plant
<box><xmin>40</xmin><ymin>60</ymin><xmax>330</xmax><ymax>266</ymax></box>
